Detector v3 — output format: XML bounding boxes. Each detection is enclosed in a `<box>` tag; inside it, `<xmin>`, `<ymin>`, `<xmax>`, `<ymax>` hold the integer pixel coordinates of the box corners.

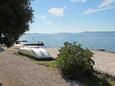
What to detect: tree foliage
<box><xmin>0</xmin><ymin>0</ymin><xmax>33</xmax><ymax>47</ymax></box>
<box><xmin>57</xmin><ymin>42</ymin><xmax>95</xmax><ymax>81</ymax></box>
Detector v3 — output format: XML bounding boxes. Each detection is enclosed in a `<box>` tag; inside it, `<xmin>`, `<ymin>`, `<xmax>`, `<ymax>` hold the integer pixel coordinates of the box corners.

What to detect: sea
<box><xmin>19</xmin><ymin>32</ymin><xmax>115</xmax><ymax>52</ymax></box>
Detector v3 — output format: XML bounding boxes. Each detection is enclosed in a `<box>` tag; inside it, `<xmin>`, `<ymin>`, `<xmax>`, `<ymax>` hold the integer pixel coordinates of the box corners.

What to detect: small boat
<box><xmin>24</xmin><ymin>41</ymin><xmax>44</xmax><ymax>46</ymax></box>
<box><xmin>18</xmin><ymin>47</ymin><xmax>53</xmax><ymax>59</ymax></box>
<box><xmin>14</xmin><ymin>41</ymin><xmax>44</xmax><ymax>49</ymax></box>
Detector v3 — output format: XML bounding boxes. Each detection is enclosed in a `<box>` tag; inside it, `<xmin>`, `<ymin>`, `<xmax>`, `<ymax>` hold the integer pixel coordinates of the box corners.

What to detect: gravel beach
<box><xmin>0</xmin><ymin>48</ymin><xmax>115</xmax><ymax>86</ymax></box>
<box><xmin>0</xmin><ymin>48</ymin><xmax>82</xmax><ymax>86</ymax></box>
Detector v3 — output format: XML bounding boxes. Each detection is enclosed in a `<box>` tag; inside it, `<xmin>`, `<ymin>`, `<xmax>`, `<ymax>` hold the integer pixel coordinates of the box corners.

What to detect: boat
<box><xmin>14</xmin><ymin>41</ymin><xmax>44</xmax><ymax>49</ymax></box>
<box><xmin>18</xmin><ymin>47</ymin><xmax>53</xmax><ymax>59</ymax></box>
<box><xmin>24</xmin><ymin>41</ymin><xmax>44</xmax><ymax>46</ymax></box>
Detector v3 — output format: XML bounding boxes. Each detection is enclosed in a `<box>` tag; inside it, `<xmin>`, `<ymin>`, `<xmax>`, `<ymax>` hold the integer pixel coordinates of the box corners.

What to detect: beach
<box><xmin>0</xmin><ymin>48</ymin><xmax>115</xmax><ymax>86</ymax></box>
<box><xmin>0</xmin><ymin>48</ymin><xmax>82</xmax><ymax>86</ymax></box>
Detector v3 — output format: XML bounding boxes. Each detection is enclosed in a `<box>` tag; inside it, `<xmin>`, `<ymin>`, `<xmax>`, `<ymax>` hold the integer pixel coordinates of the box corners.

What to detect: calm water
<box><xmin>19</xmin><ymin>32</ymin><xmax>115</xmax><ymax>52</ymax></box>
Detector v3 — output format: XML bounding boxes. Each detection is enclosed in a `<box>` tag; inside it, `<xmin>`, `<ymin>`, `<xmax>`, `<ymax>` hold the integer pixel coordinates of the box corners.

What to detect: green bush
<box><xmin>57</xmin><ymin>42</ymin><xmax>95</xmax><ymax>81</ymax></box>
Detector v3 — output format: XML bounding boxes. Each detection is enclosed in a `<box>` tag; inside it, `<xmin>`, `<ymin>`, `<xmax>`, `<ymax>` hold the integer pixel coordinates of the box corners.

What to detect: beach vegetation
<box><xmin>57</xmin><ymin>42</ymin><xmax>94</xmax><ymax>80</ymax></box>
<box><xmin>57</xmin><ymin>42</ymin><xmax>114</xmax><ymax>86</ymax></box>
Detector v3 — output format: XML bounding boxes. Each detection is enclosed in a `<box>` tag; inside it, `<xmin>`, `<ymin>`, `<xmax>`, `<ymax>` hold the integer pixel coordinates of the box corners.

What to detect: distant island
<box><xmin>25</xmin><ymin>31</ymin><xmax>115</xmax><ymax>35</ymax></box>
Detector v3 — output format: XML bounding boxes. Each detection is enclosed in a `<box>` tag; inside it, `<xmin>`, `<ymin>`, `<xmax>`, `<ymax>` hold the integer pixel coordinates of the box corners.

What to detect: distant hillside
<box><xmin>25</xmin><ymin>31</ymin><xmax>115</xmax><ymax>37</ymax></box>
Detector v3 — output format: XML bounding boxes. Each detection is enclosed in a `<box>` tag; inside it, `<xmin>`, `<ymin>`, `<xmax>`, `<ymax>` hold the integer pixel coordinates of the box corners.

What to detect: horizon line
<box><xmin>25</xmin><ymin>31</ymin><xmax>115</xmax><ymax>34</ymax></box>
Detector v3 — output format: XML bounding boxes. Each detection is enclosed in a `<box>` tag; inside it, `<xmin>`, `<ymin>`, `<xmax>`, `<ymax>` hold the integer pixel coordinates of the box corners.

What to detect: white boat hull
<box><xmin>18</xmin><ymin>47</ymin><xmax>52</xmax><ymax>59</ymax></box>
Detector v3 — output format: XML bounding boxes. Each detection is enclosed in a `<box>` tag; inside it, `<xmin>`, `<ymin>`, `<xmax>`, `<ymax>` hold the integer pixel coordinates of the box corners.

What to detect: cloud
<box><xmin>84</xmin><ymin>0</ymin><xmax>115</xmax><ymax>15</ymax></box>
<box><xmin>84</xmin><ymin>7</ymin><xmax>108</xmax><ymax>14</ymax></box>
<box><xmin>98</xmin><ymin>0</ymin><xmax>115</xmax><ymax>8</ymax></box>
<box><xmin>48</xmin><ymin>7</ymin><xmax>66</xmax><ymax>17</ymax></box>
<box><xmin>70</xmin><ymin>0</ymin><xmax>86</xmax><ymax>3</ymax></box>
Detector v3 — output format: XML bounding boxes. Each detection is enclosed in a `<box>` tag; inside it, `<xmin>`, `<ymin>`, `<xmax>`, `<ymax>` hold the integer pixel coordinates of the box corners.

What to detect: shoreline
<box><xmin>92</xmin><ymin>49</ymin><xmax>115</xmax><ymax>54</ymax></box>
<box><xmin>45</xmin><ymin>48</ymin><xmax>115</xmax><ymax>77</ymax></box>
<box><xmin>44</xmin><ymin>47</ymin><xmax>115</xmax><ymax>58</ymax></box>
<box><xmin>0</xmin><ymin>47</ymin><xmax>115</xmax><ymax>86</ymax></box>
<box><xmin>44</xmin><ymin>46</ymin><xmax>115</xmax><ymax>53</ymax></box>
<box><xmin>1</xmin><ymin>47</ymin><xmax>115</xmax><ymax>77</ymax></box>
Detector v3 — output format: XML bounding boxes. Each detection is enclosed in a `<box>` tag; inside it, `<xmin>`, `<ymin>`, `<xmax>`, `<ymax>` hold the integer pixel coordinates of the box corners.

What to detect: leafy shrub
<box><xmin>57</xmin><ymin>42</ymin><xmax>95</xmax><ymax>81</ymax></box>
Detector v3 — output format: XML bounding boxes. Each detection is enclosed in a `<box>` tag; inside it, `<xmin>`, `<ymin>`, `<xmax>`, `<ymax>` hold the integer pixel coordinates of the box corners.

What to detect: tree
<box><xmin>0</xmin><ymin>0</ymin><xmax>33</xmax><ymax>47</ymax></box>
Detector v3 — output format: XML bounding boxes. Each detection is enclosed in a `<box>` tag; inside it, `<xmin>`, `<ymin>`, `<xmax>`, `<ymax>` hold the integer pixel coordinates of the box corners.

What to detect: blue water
<box><xmin>19</xmin><ymin>32</ymin><xmax>115</xmax><ymax>52</ymax></box>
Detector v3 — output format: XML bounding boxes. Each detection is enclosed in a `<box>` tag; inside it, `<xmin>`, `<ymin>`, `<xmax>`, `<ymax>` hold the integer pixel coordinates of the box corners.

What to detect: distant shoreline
<box><xmin>91</xmin><ymin>49</ymin><xmax>115</xmax><ymax>53</ymax></box>
<box><xmin>25</xmin><ymin>31</ymin><xmax>115</xmax><ymax>35</ymax></box>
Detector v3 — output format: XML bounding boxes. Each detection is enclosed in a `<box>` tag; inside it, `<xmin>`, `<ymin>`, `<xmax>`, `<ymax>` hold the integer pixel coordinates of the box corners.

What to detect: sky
<box><xmin>28</xmin><ymin>0</ymin><xmax>115</xmax><ymax>33</ymax></box>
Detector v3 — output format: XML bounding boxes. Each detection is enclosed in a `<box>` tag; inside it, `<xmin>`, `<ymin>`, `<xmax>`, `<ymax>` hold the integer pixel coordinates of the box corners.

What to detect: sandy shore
<box><xmin>0</xmin><ymin>48</ymin><xmax>115</xmax><ymax>86</ymax></box>
<box><xmin>93</xmin><ymin>50</ymin><xmax>115</xmax><ymax>77</ymax></box>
